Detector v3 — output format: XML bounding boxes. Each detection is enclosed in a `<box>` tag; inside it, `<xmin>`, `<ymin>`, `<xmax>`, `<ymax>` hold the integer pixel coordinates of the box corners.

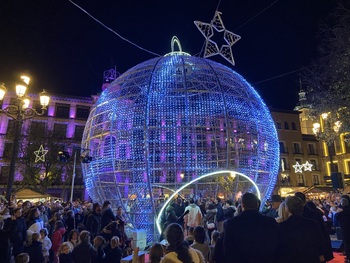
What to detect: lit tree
<box><xmin>16</xmin><ymin>123</ymin><xmax>74</xmax><ymax>194</ymax></box>
<box><xmin>302</xmin><ymin>1</ymin><xmax>350</xmax><ymax>140</ymax></box>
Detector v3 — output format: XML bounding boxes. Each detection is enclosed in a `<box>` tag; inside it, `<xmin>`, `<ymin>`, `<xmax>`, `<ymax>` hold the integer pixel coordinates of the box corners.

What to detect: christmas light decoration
<box><xmin>81</xmin><ymin>49</ymin><xmax>279</xmax><ymax>241</ymax></box>
<box><xmin>292</xmin><ymin>162</ymin><xmax>304</xmax><ymax>173</ymax></box>
<box><xmin>34</xmin><ymin>145</ymin><xmax>48</xmax><ymax>163</ymax></box>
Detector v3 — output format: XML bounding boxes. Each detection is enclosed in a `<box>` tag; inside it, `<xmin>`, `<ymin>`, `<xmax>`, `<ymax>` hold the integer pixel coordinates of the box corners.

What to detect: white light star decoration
<box><xmin>34</xmin><ymin>145</ymin><xmax>48</xmax><ymax>163</ymax></box>
<box><xmin>303</xmin><ymin>161</ymin><xmax>313</xmax><ymax>171</ymax></box>
<box><xmin>293</xmin><ymin>162</ymin><xmax>303</xmax><ymax>173</ymax></box>
<box><xmin>194</xmin><ymin>11</ymin><xmax>241</xmax><ymax>66</ymax></box>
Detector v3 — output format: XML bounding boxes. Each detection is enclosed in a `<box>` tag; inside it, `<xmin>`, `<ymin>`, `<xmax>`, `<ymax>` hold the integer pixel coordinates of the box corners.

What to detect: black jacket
<box><xmin>101</xmin><ymin>208</ymin><xmax>116</xmax><ymax>229</ymax></box>
<box><xmin>278</xmin><ymin>215</ymin><xmax>325</xmax><ymax>263</ymax></box>
<box><xmin>25</xmin><ymin>240</ymin><xmax>45</xmax><ymax>263</ymax></box>
<box><xmin>86</xmin><ymin>212</ymin><xmax>101</xmax><ymax>239</ymax></box>
<box><xmin>59</xmin><ymin>252</ymin><xmax>73</xmax><ymax>263</ymax></box>
<box><xmin>223</xmin><ymin>210</ymin><xmax>280</xmax><ymax>263</ymax></box>
<box><xmin>72</xmin><ymin>242</ymin><xmax>97</xmax><ymax>263</ymax></box>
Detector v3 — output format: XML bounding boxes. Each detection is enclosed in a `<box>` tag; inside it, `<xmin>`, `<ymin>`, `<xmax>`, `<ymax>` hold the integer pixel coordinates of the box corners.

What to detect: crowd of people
<box><xmin>0</xmin><ymin>190</ymin><xmax>349</xmax><ymax>263</ymax></box>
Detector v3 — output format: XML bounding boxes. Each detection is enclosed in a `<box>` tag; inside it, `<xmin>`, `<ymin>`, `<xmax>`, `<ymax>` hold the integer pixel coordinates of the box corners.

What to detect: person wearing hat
<box><xmin>101</xmin><ymin>201</ymin><xmax>115</xmax><ymax>229</ymax></box>
<box><xmin>265</xmin><ymin>194</ymin><xmax>282</xmax><ymax>218</ymax></box>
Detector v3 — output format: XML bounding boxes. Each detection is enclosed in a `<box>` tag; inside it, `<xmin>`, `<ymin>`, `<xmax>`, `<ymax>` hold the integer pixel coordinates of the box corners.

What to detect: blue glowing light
<box><xmin>81</xmin><ymin>54</ymin><xmax>280</xmax><ymax>241</ymax></box>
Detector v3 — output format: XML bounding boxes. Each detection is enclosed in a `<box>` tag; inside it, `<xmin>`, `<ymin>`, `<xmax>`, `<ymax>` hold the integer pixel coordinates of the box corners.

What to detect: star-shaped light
<box><xmin>293</xmin><ymin>162</ymin><xmax>303</xmax><ymax>173</ymax></box>
<box><xmin>194</xmin><ymin>11</ymin><xmax>241</xmax><ymax>66</ymax></box>
<box><xmin>34</xmin><ymin>145</ymin><xmax>48</xmax><ymax>163</ymax></box>
<box><xmin>303</xmin><ymin>161</ymin><xmax>313</xmax><ymax>171</ymax></box>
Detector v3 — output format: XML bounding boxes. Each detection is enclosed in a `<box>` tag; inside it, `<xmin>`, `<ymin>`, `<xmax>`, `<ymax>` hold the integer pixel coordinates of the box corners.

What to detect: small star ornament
<box><xmin>194</xmin><ymin>11</ymin><xmax>241</xmax><ymax>66</ymax></box>
<box><xmin>293</xmin><ymin>162</ymin><xmax>303</xmax><ymax>173</ymax></box>
<box><xmin>34</xmin><ymin>145</ymin><xmax>48</xmax><ymax>163</ymax></box>
<box><xmin>303</xmin><ymin>161</ymin><xmax>313</xmax><ymax>171</ymax></box>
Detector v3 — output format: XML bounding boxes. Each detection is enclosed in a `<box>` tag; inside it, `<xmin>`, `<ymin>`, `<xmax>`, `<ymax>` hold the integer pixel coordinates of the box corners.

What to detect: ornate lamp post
<box><xmin>312</xmin><ymin>112</ymin><xmax>342</xmax><ymax>187</ymax></box>
<box><xmin>0</xmin><ymin>76</ymin><xmax>50</xmax><ymax>202</ymax></box>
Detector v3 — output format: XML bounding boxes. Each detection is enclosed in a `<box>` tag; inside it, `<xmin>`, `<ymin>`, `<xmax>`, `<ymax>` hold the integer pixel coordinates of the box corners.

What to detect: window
<box><xmin>279</xmin><ymin>142</ymin><xmax>287</xmax><ymax>153</ymax></box>
<box><xmin>308</xmin><ymin>144</ymin><xmax>316</xmax><ymax>155</ymax></box>
<box><xmin>55</xmin><ymin>103</ymin><xmax>70</xmax><ymax>118</ymax></box>
<box><xmin>310</xmin><ymin>160</ymin><xmax>317</xmax><ymax>171</ymax></box>
<box><xmin>281</xmin><ymin>158</ymin><xmax>288</xmax><ymax>170</ymax></box>
<box><xmin>293</xmin><ymin>142</ymin><xmax>302</xmax><ymax>154</ymax></box>
<box><xmin>76</xmin><ymin>106</ymin><xmax>90</xmax><ymax>119</ymax></box>
<box><xmin>276</xmin><ymin>122</ymin><xmax>282</xmax><ymax>129</ymax></box>
<box><xmin>312</xmin><ymin>175</ymin><xmax>320</xmax><ymax>185</ymax></box>
<box><xmin>53</xmin><ymin>124</ymin><xmax>67</xmax><ymax>139</ymax></box>
<box><xmin>284</xmin><ymin>122</ymin><xmax>289</xmax><ymax>130</ymax></box>
<box><xmin>2</xmin><ymin>143</ymin><xmax>13</xmax><ymax>158</ymax></box>
<box><xmin>297</xmin><ymin>174</ymin><xmax>304</xmax><ymax>186</ymax></box>
<box><xmin>74</xmin><ymin>126</ymin><xmax>85</xmax><ymax>141</ymax></box>
<box><xmin>291</xmin><ymin>122</ymin><xmax>297</xmax><ymax>130</ymax></box>
<box><xmin>30</xmin><ymin>122</ymin><xmax>46</xmax><ymax>137</ymax></box>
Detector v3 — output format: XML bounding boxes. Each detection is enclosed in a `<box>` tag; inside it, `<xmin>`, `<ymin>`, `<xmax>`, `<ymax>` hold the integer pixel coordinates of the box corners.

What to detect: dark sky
<box><xmin>0</xmin><ymin>0</ymin><xmax>337</xmax><ymax>110</ymax></box>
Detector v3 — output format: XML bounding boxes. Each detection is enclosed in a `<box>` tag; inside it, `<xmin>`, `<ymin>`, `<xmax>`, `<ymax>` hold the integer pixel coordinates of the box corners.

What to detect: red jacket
<box><xmin>51</xmin><ymin>227</ymin><xmax>66</xmax><ymax>252</ymax></box>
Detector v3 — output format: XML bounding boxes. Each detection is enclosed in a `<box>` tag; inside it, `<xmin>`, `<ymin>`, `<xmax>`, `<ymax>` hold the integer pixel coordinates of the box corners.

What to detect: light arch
<box><xmin>155</xmin><ymin>170</ymin><xmax>261</xmax><ymax>234</ymax></box>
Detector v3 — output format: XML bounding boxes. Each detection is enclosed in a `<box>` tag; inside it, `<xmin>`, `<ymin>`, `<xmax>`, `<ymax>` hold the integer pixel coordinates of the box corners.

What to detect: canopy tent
<box><xmin>15</xmin><ymin>189</ymin><xmax>53</xmax><ymax>203</ymax></box>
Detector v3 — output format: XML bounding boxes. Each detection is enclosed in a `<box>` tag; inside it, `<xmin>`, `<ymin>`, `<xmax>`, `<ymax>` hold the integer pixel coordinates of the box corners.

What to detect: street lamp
<box><xmin>312</xmin><ymin>112</ymin><xmax>343</xmax><ymax>188</ymax></box>
<box><xmin>0</xmin><ymin>76</ymin><xmax>50</xmax><ymax>202</ymax></box>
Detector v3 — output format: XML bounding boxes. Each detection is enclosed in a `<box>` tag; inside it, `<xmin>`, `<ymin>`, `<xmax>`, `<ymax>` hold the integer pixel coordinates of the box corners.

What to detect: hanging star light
<box><xmin>34</xmin><ymin>145</ymin><xmax>48</xmax><ymax>163</ymax></box>
<box><xmin>303</xmin><ymin>161</ymin><xmax>313</xmax><ymax>171</ymax></box>
<box><xmin>194</xmin><ymin>11</ymin><xmax>241</xmax><ymax>66</ymax></box>
<box><xmin>292</xmin><ymin>162</ymin><xmax>303</xmax><ymax>173</ymax></box>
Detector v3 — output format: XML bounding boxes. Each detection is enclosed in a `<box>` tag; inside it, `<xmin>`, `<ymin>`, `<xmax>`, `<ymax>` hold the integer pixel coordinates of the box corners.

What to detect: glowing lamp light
<box><xmin>334</xmin><ymin>121</ymin><xmax>341</xmax><ymax>133</ymax></box>
<box><xmin>15</xmin><ymin>84</ymin><xmax>27</xmax><ymax>98</ymax></box>
<box><xmin>22</xmin><ymin>97</ymin><xmax>30</xmax><ymax>109</ymax></box>
<box><xmin>20</xmin><ymin>75</ymin><xmax>30</xmax><ymax>85</ymax></box>
<box><xmin>313</xmin><ymin>123</ymin><xmax>320</xmax><ymax>134</ymax></box>
<box><xmin>0</xmin><ymin>83</ymin><xmax>7</xmax><ymax>101</ymax></box>
<box><xmin>39</xmin><ymin>89</ymin><xmax>50</xmax><ymax>108</ymax></box>
<box><xmin>321</xmin><ymin>113</ymin><xmax>329</xmax><ymax>120</ymax></box>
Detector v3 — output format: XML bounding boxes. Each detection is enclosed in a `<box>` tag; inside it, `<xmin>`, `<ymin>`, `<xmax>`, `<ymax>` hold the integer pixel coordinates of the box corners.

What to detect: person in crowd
<box><xmin>39</xmin><ymin>228</ymin><xmax>52</xmax><ymax>263</ymax></box>
<box><xmin>101</xmin><ymin>201</ymin><xmax>115</xmax><ymax>230</ymax></box>
<box><xmin>223</xmin><ymin>200</ymin><xmax>236</xmax><ymax>220</ymax></box>
<box><xmin>101</xmin><ymin>221</ymin><xmax>121</xmax><ymax>243</ymax></box>
<box><xmin>204</xmin><ymin>203</ymin><xmax>217</xmax><ymax>242</ymax></box>
<box><xmin>0</xmin><ymin>213</ymin><xmax>17</xmax><ymax>263</ymax></box>
<box><xmin>294</xmin><ymin>192</ymin><xmax>333</xmax><ymax>262</ymax></box>
<box><xmin>86</xmin><ymin>203</ymin><xmax>102</xmax><ymax>240</ymax></box>
<box><xmin>58</xmin><ymin>242</ymin><xmax>73</xmax><ymax>263</ymax></box>
<box><xmin>184</xmin><ymin>199</ymin><xmax>202</xmax><ymax>233</ymax></box>
<box><xmin>223</xmin><ymin>192</ymin><xmax>280</xmax><ymax>263</ymax></box>
<box><xmin>174</xmin><ymin>198</ymin><xmax>185</xmax><ymax>228</ymax></box>
<box><xmin>275</xmin><ymin>201</ymin><xmax>289</xmax><ymax>223</ymax></box>
<box><xmin>191</xmin><ymin>226</ymin><xmax>209</xmax><ymax>262</ymax></box>
<box><xmin>213</xmin><ymin>198</ymin><xmax>225</xmax><ymax>233</ymax></box>
<box><xmin>209</xmin><ymin>231</ymin><xmax>220</xmax><ymax>263</ymax></box>
<box><xmin>48</xmin><ymin>212</ymin><xmax>63</xmax><ymax>238</ymax></box>
<box><xmin>184</xmin><ymin>227</ymin><xmax>195</xmax><ymax>245</ymax></box>
<box><xmin>26</xmin><ymin>207</ymin><xmax>44</xmax><ymax>242</ymax></box>
<box><xmin>72</xmin><ymin>230</ymin><xmax>97</xmax><ymax>263</ymax></box>
<box><xmin>37</xmin><ymin>206</ymin><xmax>49</xmax><ymax>231</ymax></box>
<box><xmin>64</xmin><ymin>210</ymin><xmax>75</xmax><ymax>241</ymax></box>
<box><xmin>115</xmin><ymin>206</ymin><xmax>127</xmax><ymax>246</ymax></box>
<box><xmin>264</xmin><ymin>194</ymin><xmax>282</xmax><ymax>218</ymax></box>
<box><xmin>122</xmin><ymin>239</ymin><xmax>133</xmax><ymax>258</ymax></box>
<box><xmin>51</xmin><ymin>220</ymin><xmax>66</xmax><ymax>263</ymax></box>
<box><xmin>278</xmin><ymin>196</ymin><xmax>326</xmax><ymax>263</ymax></box>
<box><xmin>92</xmin><ymin>236</ymin><xmax>106</xmax><ymax>263</ymax></box>
<box><xmin>163</xmin><ymin>202</ymin><xmax>178</xmax><ymax>230</ymax></box>
<box><xmin>25</xmin><ymin>232</ymin><xmax>44</xmax><ymax>263</ymax></box>
<box><xmin>6</xmin><ymin>207</ymin><xmax>27</xmax><ymax>257</ymax></box>
<box><xmin>104</xmin><ymin>236</ymin><xmax>122</xmax><ymax>263</ymax></box>
<box><xmin>66</xmin><ymin>229</ymin><xmax>79</xmax><ymax>250</ymax></box>
<box><xmin>161</xmin><ymin>223</ymin><xmax>200</xmax><ymax>263</ymax></box>
<box><xmin>149</xmin><ymin>243</ymin><xmax>164</xmax><ymax>263</ymax></box>
<box><xmin>15</xmin><ymin>253</ymin><xmax>30</xmax><ymax>263</ymax></box>
<box><xmin>22</xmin><ymin>201</ymin><xmax>32</xmax><ymax>219</ymax></box>
<box><xmin>336</xmin><ymin>197</ymin><xmax>350</xmax><ymax>263</ymax></box>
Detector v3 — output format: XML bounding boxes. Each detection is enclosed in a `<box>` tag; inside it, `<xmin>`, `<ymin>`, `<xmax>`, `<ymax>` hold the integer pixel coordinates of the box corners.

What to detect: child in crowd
<box><xmin>209</xmin><ymin>231</ymin><xmax>220</xmax><ymax>263</ymax></box>
<box><xmin>15</xmin><ymin>253</ymin><xmax>30</xmax><ymax>263</ymax></box>
<box><xmin>25</xmin><ymin>233</ymin><xmax>45</xmax><ymax>263</ymax></box>
<box><xmin>51</xmin><ymin>220</ymin><xmax>66</xmax><ymax>263</ymax></box>
<box><xmin>122</xmin><ymin>239</ymin><xmax>133</xmax><ymax>258</ymax></box>
<box><xmin>184</xmin><ymin>226</ymin><xmax>195</xmax><ymax>245</ymax></box>
<box><xmin>40</xmin><ymin>228</ymin><xmax>52</xmax><ymax>263</ymax></box>
<box><xmin>58</xmin><ymin>242</ymin><xmax>73</xmax><ymax>263</ymax></box>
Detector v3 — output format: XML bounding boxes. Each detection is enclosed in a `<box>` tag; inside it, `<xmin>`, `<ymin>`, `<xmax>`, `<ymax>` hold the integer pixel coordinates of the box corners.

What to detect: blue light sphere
<box><xmin>81</xmin><ymin>52</ymin><xmax>279</xmax><ymax>240</ymax></box>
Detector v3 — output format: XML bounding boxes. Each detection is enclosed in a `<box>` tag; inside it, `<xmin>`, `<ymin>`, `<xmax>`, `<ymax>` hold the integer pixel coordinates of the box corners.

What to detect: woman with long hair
<box><xmin>160</xmin><ymin>223</ymin><xmax>200</xmax><ymax>263</ymax></box>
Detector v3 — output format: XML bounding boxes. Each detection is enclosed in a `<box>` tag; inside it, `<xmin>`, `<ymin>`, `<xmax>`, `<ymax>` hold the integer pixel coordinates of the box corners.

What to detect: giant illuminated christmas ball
<box><xmin>81</xmin><ymin>50</ymin><xmax>279</xmax><ymax>240</ymax></box>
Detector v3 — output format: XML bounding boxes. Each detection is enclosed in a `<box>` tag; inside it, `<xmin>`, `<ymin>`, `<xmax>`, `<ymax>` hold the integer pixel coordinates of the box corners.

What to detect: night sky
<box><xmin>0</xmin><ymin>0</ymin><xmax>337</xmax><ymax>110</ymax></box>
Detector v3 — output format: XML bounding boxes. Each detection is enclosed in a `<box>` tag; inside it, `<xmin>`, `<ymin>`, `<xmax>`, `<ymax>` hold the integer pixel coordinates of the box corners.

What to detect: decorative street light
<box><xmin>0</xmin><ymin>76</ymin><xmax>50</xmax><ymax>202</ymax></box>
<box><xmin>312</xmin><ymin>112</ymin><xmax>343</xmax><ymax>188</ymax></box>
